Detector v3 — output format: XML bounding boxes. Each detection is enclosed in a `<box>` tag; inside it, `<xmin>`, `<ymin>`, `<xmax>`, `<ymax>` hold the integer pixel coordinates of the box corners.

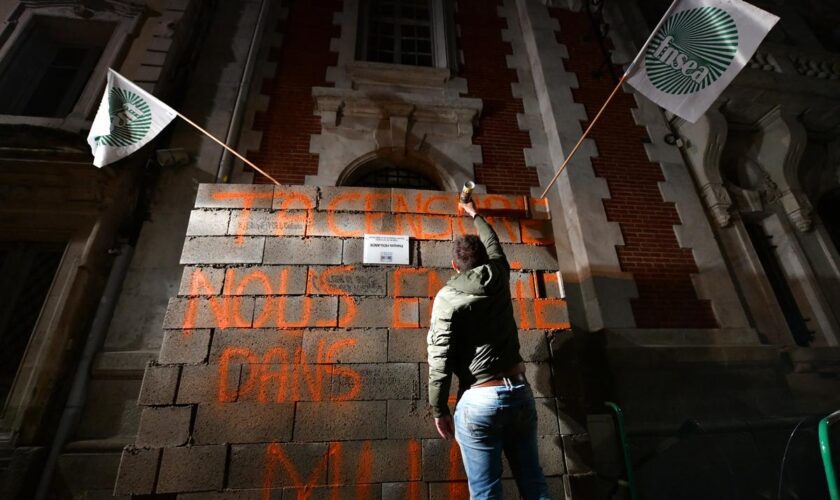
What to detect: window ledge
<box><xmin>347</xmin><ymin>61</ymin><xmax>451</xmax><ymax>90</ymax></box>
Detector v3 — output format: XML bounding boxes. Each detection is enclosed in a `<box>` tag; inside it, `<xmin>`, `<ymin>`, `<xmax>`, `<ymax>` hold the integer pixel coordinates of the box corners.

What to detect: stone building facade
<box><xmin>0</xmin><ymin>0</ymin><xmax>838</xmax><ymax>498</ymax></box>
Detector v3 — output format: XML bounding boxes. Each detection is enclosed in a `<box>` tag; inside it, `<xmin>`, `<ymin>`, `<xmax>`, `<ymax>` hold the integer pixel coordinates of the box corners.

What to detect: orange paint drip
<box><xmin>355</xmin><ymin>441</ymin><xmax>373</xmax><ymax>499</ymax></box>
<box><xmin>408</xmin><ymin>439</ymin><xmax>422</xmax><ymax>500</ymax></box>
<box><xmin>329</xmin><ymin>442</ymin><xmax>343</xmax><ymax>500</ymax></box>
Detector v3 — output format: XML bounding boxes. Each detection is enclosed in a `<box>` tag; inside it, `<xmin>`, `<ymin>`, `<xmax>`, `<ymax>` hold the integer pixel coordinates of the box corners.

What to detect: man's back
<box><xmin>426</xmin><ymin>201</ymin><xmax>550</xmax><ymax>500</ymax></box>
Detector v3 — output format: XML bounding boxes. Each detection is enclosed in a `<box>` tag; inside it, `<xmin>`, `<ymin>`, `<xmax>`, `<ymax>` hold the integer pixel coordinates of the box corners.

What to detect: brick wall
<box><xmin>247</xmin><ymin>0</ymin><xmax>342</xmax><ymax>185</ymax></box>
<box><xmin>115</xmin><ymin>184</ymin><xmax>572</xmax><ymax>497</ymax></box>
<box><xmin>457</xmin><ymin>0</ymin><xmax>540</xmax><ymax>196</ymax></box>
<box><xmin>550</xmin><ymin>9</ymin><xmax>717</xmax><ymax>329</ymax></box>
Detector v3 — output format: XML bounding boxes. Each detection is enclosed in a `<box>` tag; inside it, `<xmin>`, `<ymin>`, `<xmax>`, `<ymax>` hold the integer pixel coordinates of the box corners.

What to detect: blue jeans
<box><xmin>454</xmin><ymin>381</ymin><xmax>551</xmax><ymax>499</ymax></box>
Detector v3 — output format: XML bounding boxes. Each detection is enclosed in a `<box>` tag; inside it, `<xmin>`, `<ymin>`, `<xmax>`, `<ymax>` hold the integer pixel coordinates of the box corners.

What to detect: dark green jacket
<box><xmin>427</xmin><ymin>215</ymin><xmax>522</xmax><ymax>418</ymax></box>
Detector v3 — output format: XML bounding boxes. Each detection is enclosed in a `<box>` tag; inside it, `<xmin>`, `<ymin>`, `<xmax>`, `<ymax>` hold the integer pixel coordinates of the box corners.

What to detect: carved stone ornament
<box><xmin>701</xmin><ymin>182</ymin><xmax>733</xmax><ymax>227</ymax></box>
<box><xmin>780</xmin><ymin>189</ymin><xmax>814</xmax><ymax>232</ymax></box>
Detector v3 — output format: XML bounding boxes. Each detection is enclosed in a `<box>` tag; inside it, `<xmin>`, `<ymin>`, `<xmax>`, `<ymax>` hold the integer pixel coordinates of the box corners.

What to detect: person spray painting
<box><xmin>427</xmin><ymin>192</ymin><xmax>550</xmax><ymax>499</ymax></box>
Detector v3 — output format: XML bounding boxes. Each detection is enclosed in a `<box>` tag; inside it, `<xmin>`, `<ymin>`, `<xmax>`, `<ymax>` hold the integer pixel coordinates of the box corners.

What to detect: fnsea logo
<box><xmin>96</xmin><ymin>88</ymin><xmax>152</xmax><ymax>147</ymax></box>
<box><xmin>645</xmin><ymin>7</ymin><xmax>739</xmax><ymax>95</ymax></box>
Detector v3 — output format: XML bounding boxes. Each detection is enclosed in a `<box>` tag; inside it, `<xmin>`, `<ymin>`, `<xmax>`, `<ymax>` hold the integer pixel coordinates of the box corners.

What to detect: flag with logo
<box><xmin>626</xmin><ymin>0</ymin><xmax>779</xmax><ymax>123</ymax></box>
<box><xmin>87</xmin><ymin>69</ymin><xmax>178</xmax><ymax>167</ymax></box>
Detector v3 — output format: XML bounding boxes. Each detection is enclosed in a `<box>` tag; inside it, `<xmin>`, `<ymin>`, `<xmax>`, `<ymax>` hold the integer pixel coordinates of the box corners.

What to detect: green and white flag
<box><xmin>87</xmin><ymin>69</ymin><xmax>178</xmax><ymax>167</ymax></box>
<box><xmin>626</xmin><ymin>0</ymin><xmax>779</xmax><ymax>123</ymax></box>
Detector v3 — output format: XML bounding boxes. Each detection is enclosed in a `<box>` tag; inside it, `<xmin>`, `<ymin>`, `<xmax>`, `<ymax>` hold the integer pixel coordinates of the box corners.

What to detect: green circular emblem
<box><xmin>95</xmin><ymin>88</ymin><xmax>152</xmax><ymax>147</ymax></box>
<box><xmin>645</xmin><ymin>7</ymin><xmax>738</xmax><ymax>95</ymax></box>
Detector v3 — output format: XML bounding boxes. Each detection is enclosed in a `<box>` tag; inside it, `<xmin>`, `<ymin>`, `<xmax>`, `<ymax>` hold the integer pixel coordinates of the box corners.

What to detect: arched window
<box><xmin>343</xmin><ymin>158</ymin><xmax>441</xmax><ymax>190</ymax></box>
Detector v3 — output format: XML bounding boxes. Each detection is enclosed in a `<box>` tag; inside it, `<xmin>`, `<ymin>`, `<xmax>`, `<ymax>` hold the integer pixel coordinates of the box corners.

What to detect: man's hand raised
<box><xmin>459</xmin><ymin>201</ymin><xmax>477</xmax><ymax>218</ymax></box>
<box><xmin>435</xmin><ymin>415</ymin><xmax>455</xmax><ymax>440</ymax></box>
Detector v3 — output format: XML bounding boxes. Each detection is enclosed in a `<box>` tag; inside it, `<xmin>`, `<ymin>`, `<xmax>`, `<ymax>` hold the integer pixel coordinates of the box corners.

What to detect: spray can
<box><xmin>460</xmin><ymin>181</ymin><xmax>476</xmax><ymax>203</ymax></box>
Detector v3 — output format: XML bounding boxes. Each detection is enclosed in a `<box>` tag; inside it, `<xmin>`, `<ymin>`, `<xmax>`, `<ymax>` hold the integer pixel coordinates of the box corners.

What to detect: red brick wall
<box><xmin>456</xmin><ymin>0</ymin><xmax>540</xmax><ymax>196</ymax></box>
<box><xmin>550</xmin><ymin>9</ymin><xmax>717</xmax><ymax>328</ymax></box>
<box><xmin>248</xmin><ymin>0</ymin><xmax>342</xmax><ymax>185</ymax></box>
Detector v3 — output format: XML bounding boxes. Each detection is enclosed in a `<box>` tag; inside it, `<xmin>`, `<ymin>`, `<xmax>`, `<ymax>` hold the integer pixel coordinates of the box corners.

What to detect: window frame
<box><xmin>356</xmin><ymin>0</ymin><xmax>458</xmax><ymax>71</ymax></box>
<box><xmin>0</xmin><ymin>9</ymin><xmax>135</xmax><ymax>130</ymax></box>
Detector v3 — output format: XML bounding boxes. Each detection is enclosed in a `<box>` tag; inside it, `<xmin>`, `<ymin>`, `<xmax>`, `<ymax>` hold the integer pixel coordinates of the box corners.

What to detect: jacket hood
<box><xmin>447</xmin><ymin>263</ymin><xmax>504</xmax><ymax>296</ymax></box>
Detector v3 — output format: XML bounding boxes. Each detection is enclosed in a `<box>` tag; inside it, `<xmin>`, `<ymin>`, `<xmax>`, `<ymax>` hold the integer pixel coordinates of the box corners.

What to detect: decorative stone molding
<box><xmin>516</xmin><ymin>0</ymin><xmax>635</xmax><ymax>330</ymax></box>
<box><xmin>308</xmin><ymin>86</ymin><xmax>482</xmax><ymax>190</ymax></box>
<box><xmin>700</xmin><ymin>183</ymin><xmax>734</xmax><ymax>227</ymax></box>
<box><xmin>780</xmin><ymin>189</ymin><xmax>814</xmax><ymax>232</ymax></box>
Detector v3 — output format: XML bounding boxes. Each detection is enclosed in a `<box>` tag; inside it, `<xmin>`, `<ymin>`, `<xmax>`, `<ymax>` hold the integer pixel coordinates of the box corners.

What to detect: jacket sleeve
<box><xmin>427</xmin><ymin>292</ymin><xmax>456</xmax><ymax>418</ymax></box>
<box><xmin>474</xmin><ymin>215</ymin><xmax>509</xmax><ymax>270</ymax></box>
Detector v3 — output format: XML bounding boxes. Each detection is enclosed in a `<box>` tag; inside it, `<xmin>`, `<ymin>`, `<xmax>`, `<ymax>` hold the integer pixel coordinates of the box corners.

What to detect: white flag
<box><xmin>87</xmin><ymin>69</ymin><xmax>178</xmax><ymax>167</ymax></box>
<box><xmin>626</xmin><ymin>0</ymin><xmax>779</xmax><ymax>123</ymax></box>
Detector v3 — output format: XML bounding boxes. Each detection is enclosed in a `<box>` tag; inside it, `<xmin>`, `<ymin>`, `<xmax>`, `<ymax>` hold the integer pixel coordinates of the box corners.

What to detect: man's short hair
<box><xmin>453</xmin><ymin>235</ymin><xmax>489</xmax><ymax>271</ymax></box>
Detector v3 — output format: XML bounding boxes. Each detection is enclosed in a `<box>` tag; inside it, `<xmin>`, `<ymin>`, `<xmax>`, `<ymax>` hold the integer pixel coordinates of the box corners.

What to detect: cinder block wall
<box><xmin>115</xmin><ymin>184</ymin><xmax>575</xmax><ymax>498</ymax></box>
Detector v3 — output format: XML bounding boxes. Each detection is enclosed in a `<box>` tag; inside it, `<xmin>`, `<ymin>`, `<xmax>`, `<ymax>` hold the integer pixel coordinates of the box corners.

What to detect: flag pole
<box><xmin>175</xmin><ymin>111</ymin><xmax>282</xmax><ymax>186</ymax></box>
<box><xmin>539</xmin><ymin>73</ymin><xmax>627</xmax><ymax>199</ymax></box>
<box><xmin>538</xmin><ymin>0</ymin><xmax>679</xmax><ymax>199</ymax></box>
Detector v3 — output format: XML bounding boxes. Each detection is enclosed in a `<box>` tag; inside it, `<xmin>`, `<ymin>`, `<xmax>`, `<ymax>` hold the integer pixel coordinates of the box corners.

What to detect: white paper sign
<box><xmin>363</xmin><ymin>234</ymin><xmax>410</xmax><ymax>265</ymax></box>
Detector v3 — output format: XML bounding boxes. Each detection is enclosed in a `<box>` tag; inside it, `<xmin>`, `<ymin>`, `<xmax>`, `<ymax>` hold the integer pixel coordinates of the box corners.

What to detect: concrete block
<box><xmin>177</xmin><ymin>364</ymin><xmax>227</xmax><ymax>404</ymax></box>
<box><xmin>395</xmin><ymin>214</ymin><xmax>454</xmax><ymax>240</ymax></box>
<box><xmin>222</xmin><ymin>266</ymin><xmax>308</xmax><ymax>295</ymax></box>
<box><xmin>382</xmin><ymin>482</ymin><xmax>428</xmax><ymax>500</ymax></box>
<box><xmin>391</xmin><ymin>189</ymin><xmax>459</xmax><ymax>215</ymax></box>
<box><xmin>419</xmin><ymin>299</ymin><xmax>432</xmax><ymax>328</ymax></box>
<box><xmin>428</xmin><ymin>482</ymin><xmax>470</xmax><ymax>499</ymax></box>
<box><xmin>307</xmin><ymin>265</ymin><xmax>388</xmax><ymax>296</ymax></box>
<box><xmin>330</xmin><ymin>363</ymin><xmax>419</xmax><ymax>400</ymax></box>
<box><xmin>519</xmin><ymin>330</ymin><xmax>550</xmax><ymax>362</ymax></box>
<box><xmin>302</xmin><ymin>329</ymin><xmax>387</xmax><ymax>363</ymax></box>
<box><xmin>343</xmin><ymin>238</ymin><xmax>417</xmax><ymax>265</ymax></box>
<box><xmin>473</xmin><ymin>193</ymin><xmax>528</xmax><ymax>214</ymax></box>
<box><xmin>513</xmin><ymin>299</ymin><xmax>569</xmax><ymax>330</ymax></box>
<box><xmin>293</xmin><ymin>401</ymin><xmax>386</xmax><ymax>441</ymax></box>
<box><xmin>320</xmin><ymin>186</ymin><xmax>391</xmax><ymax>212</ymax></box>
<box><xmin>252</xmin><ymin>296</ymin><xmax>338</xmax><ymax>328</ymax></box>
<box><xmin>186</xmin><ymin>210</ymin><xmax>230</xmax><ymax>236</ymax></box>
<box><xmin>418</xmin><ymin>241</ymin><xmax>453</xmax><ymax>268</ymax></box>
<box><xmin>210</xmin><ymin>328</ymin><xmax>304</xmax><ymax>363</ymax></box>
<box><xmin>535</xmin><ymin>398</ymin><xmax>561</xmax><ymax>436</ymax></box>
<box><xmin>536</xmin><ymin>271</ymin><xmax>564</xmax><ymax>299</ymax></box>
<box><xmin>138</xmin><ymin>364</ymin><xmax>180</xmax><ymax>405</ymax></box>
<box><xmin>422</xmin><ymin>439</ymin><xmax>466</xmax><ymax>481</ymax></box>
<box><xmin>307</xmin><ymin>211</ymin><xmax>396</xmax><ymax>238</ymax></box>
<box><xmin>264</xmin><ymin>237</ymin><xmax>342</xmax><ymax>265</ymax></box>
<box><xmin>179</xmin><ymin>267</ymin><xmax>225</xmax><ymax>296</ymax></box>
<box><xmin>387</xmin><ymin>400</ymin><xmax>438</xmax><ymax>439</ymax></box>
<box><xmin>520</xmin><ymin>218</ymin><xmax>555</xmax><ymax>245</ymax></box>
<box><xmin>391</xmin><ymin>268</ymin><xmax>451</xmax><ymax>297</ymax></box>
<box><xmin>452</xmin><ymin>216</ymin><xmax>521</xmax><ymax>243</ymax></box>
<box><xmin>562</xmin><ymin>434</ymin><xmax>591</xmax><ymax>474</ymax></box>
<box><xmin>510</xmin><ymin>271</ymin><xmax>537</xmax><ymax>299</ymax></box>
<box><xmin>114</xmin><ymin>447</ymin><xmax>160</xmax><ymax>496</ymax></box>
<box><xmin>341</xmin><ymin>297</ymin><xmax>419</xmax><ymax>328</ymax></box>
<box><xmin>274</xmin><ymin>185</ymin><xmax>318</xmax><ymax>209</ymax></box>
<box><xmin>229</xmin><ymin>443</ymin><xmax>330</xmax><ymax>489</ymax></box>
<box><xmin>195</xmin><ymin>184</ymin><xmax>274</xmax><ymax>208</ymax></box>
<box><xmin>528</xmin><ymin>196</ymin><xmax>551</xmax><ymax>220</ymax></box>
<box><xmin>163</xmin><ymin>297</ymin><xmax>255</xmax><ymax>329</ymax></box>
<box><xmin>332</xmin><ymin>440</ymin><xmax>417</xmax><ymax>483</ymax></box>
<box><xmin>388</xmin><ymin>329</ymin><xmax>428</xmax><ymax>362</ymax></box>
<box><xmin>193</xmin><ymin>402</ymin><xmax>294</xmax><ymax>444</ymax></box>
<box><xmin>136</xmin><ymin>406</ymin><xmax>192</xmax><ymax>447</ymax></box>
<box><xmin>228</xmin><ymin>209</ymin><xmax>307</xmax><ymax>237</ymax></box>
<box><xmin>159</xmin><ymin>329</ymin><xmax>211</xmax><ymax>364</ymax></box>
<box><xmin>157</xmin><ymin>445</ymin><xmax>226</xmax><ymax>493</ymax></box>
<box><xmin>525</xmin><ymin>362</ymin><xmax>554</xmax><ymax>398</ymax></box>
<box><xmin>180</xmin><ymin>236</ymin><xmax>265</xmax><ymax>265</ymax></box>
<box><xmin>502</xmin><ymin>244</ymin><xmax>559</xmax><ymax>271</ymax></box>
